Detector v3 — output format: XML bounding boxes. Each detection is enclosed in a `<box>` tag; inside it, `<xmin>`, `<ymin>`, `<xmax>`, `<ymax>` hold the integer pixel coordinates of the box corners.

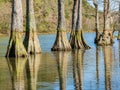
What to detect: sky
<box><xmin>87</xmin><ymin>0</ymin><xmax>120</xmax><ymax>12</ymax></box>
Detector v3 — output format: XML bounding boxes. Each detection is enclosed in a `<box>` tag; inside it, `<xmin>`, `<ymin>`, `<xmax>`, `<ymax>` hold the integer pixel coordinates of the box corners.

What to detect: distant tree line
<box><xmin>5</xmin><ymin>0</ymin><xmax>120</xmax><ymax>57</ymax></box>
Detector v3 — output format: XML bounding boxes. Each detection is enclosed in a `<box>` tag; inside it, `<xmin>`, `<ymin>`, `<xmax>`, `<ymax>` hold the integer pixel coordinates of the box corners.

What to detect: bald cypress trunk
<box><xmin>97</xmin><ymin>0</ymin><xmax>114</xmax><ymax>45</ymax></box>
<box><xmin>6</xmin><ymin>0</ymin><xmax>27</xmax><ymax>57</ymax></box>
<box><xmin>51</xmin><ymin>0</ymin><xmax>71</xmax><ymax>51</ymax></box>
<box><xmin>118</xmin><ymin>3</ymin><xmax>120</xmax><ymax>40</ymax></box>
<box><xmin>69</xmin><ymin>0</ymin><xmax>90</xmax><ymax>49</ymax></box>
<box><xmin>93</xmin><ymin>0</ymin><xmax>100</xmax><ymax>43</ymax></box>
<box><xmin>24</xmin><ymin>0</ymin><xmax>41</xmax><ymax>54</ymax></box>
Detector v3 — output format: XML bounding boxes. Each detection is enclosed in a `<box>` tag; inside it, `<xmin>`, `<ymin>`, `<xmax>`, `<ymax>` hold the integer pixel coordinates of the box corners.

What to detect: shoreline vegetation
<box><xmin>0</xmin><ymin>29</ymin><xmax>117</xmax><ymax>36</ymax></box>
<box><xmin>0</xmin><ymin>0</ymin><xmax>102</xmax><ymax>36</ymax></box>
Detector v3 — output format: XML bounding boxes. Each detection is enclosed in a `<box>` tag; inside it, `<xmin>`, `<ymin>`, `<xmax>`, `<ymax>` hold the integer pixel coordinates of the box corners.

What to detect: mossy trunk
<box><xmin>24</xmin><ymin>31</ymin><xmax>41</xmax><ymax>54</ymax></box>
<box><xmin>70</xmin><ymin>30</ymin><xmax>90</xmax><ymax>49</ymax></box>
<box><xmin>6</xmin><ymin>32</ymin><xmax>28</xmax><ymax>57</ymax></box>
<box><xmin>97</xmin><ymin>0</ymin><xmax>114</xmax><ymax>45</ymax></box>
<box><xmin>51</xmin><ymin>0</ymin><xmax>71</xmax><ymax>51</ymax></box>
<box><xmin>24</xmin><ymin>0</ymin><xmax>41</xmax><ymax>54</ymax></box>
<box><xmin>69</xmin><ymin>0</ymin><xmax>90</xmax><ymax>49</ymax></box>
<box><xmin>6</xmin><ymin>0</ymin><xmax>27</xmax><ymax>57</ymax></box>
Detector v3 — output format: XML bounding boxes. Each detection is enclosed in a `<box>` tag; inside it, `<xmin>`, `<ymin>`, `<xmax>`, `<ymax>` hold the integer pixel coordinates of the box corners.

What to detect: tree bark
<box><xmin>24</xmin><ymin>0</ymin><xmax>41</xmax><ymax>54</ymax></box>
<box><xmin>6</xmin><ymin>0</ymin><xmax>27</xmax><ymax>57</ymax></box>
<box><xmin>97</xmin><ymin>0</ymin><xmax>114</xmax><ymax>45</ymax></box>
<box><xmin>118</xmin><ymin>2</ymin><xmax>120</xmax><ymax>40</ymax></box>
<box><xmin>69</xmin><ymin>0</ymin><xmax>90</xmax><ymax>49</ymax></box>
<box><xmin>93</xmin><ymin>0</ymin><xmax>100</xmax><ymax>43</ymax></box>
<box><xmin>51</xmin><ymin>0</ymin><xmax>71</xmax><ymax>51</ymax></box>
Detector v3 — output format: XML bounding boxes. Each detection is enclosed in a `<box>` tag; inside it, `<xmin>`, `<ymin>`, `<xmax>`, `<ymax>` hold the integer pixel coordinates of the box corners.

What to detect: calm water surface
<box><xmin>0</xmin><ymin>32</ymin><xmax>120</xmax><ymax>90</ymax></box>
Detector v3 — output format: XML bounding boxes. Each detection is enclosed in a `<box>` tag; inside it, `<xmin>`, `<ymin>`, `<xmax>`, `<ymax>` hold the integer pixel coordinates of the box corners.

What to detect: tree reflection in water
<box><xmin>26</xmin><ymin>55</ymin><xmax>41</xmax><ymax>90</ymax></box>
<box><xmin>103</xmin><ymin>46</ymin><xmax>113</xmax><ymax>90</ymax></box>
<box><xmin>118</xmin><ymin>40</ymin><xmax>120</xmax><ymax>64</ymax></box>
<box><xmin>7</xmin><ymin>57</ymin><xmax>27</xmax><ymax>90</ymax></box>
<box><xmin>55</xmin><ymin>51</ymin><xmax>69</xmax><ymax>90</ymax></box>
<box><xmin>72</xmin><ymin>50</ymin><xmax>84</xmax><ymax>90</ymax></box>
<box><xmin>96</xmin><ymin>46</ymin><xmax>100</xmax><ymax>85</ymax></box>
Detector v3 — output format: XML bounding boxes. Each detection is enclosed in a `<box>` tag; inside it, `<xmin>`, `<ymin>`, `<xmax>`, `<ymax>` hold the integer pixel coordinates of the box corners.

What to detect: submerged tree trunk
<box><xmin>51</xmin><ymin>0</ymin><xmax>71</xmax><ymax>51</ymax></box>
<box><xmin>6</xmin><ymin>0</ymin><xmax>27</xmax><ymax>57</ymax></box>
<box><xmin>24</xmin><ymin>0</ymin><xmax>41</xmax><ymax>54</ymax></box>
<box><xmin>97</xmin><ymin>0</ymin><xmax>114</xmax><ymax>45</ymax></box>
<box><xmin>93</xmin><ymin>0</ymin><xmax>100</xmax><ymax>43</ymax></box>
<box><xmin>69</xmin><ymin>0</ymin><xmax>90</xmax><ymax>49</ymax></box>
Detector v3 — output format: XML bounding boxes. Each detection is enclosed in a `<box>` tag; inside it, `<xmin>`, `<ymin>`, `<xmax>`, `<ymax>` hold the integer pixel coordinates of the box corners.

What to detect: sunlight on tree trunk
<box><xmin>24</xmin><ymin>0</ymin><xmax>41</xmax><ymax>54</ymax></box>
<box><xmin>97</xmin><ymin>0</ymin><xmax>114</xmax><ymax>45</ymax></box>
<box><xmin>51</xmin><ymin>0</ymin><xmax>71</xmax><ymax>51</ymax></box>
<box><xmin>6</xmin><ymin>0</ymin><xmax>27</xmax><ymax>57</ymax></box>
<box><xmin>69</xmin><ymin>0</ymin><xmax>90</xmax><ymax>49</ymax></box>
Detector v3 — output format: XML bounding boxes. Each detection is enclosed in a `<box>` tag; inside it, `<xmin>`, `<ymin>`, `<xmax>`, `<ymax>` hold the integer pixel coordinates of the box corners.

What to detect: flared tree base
<box><xmin>69</xmin><ymin>30</ymin><xmax>90</xmax><ymax>49</ymax></box>
<box><xmin>97</xmin><ymin>30</ymin><xmax>114</xmax><ymax>45</ymax></box>
<box><xmin>24</xmin><ymin>32</ymin><xmax>41</xmax><ymax>54</ymax></box>
<box><xmin>94</xmin><ymin>32</ymin><xmax>100</xmax><ymax>44</ymax></box>
<box><xmin>51</xmin><ymin>30</ymin><xmax>71</xmax><ymax>51</ymax></box>
<box><xmin>6</xmin><ymin>32</ymin><xmax>28</xmax><ymax>58</ymax></box>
